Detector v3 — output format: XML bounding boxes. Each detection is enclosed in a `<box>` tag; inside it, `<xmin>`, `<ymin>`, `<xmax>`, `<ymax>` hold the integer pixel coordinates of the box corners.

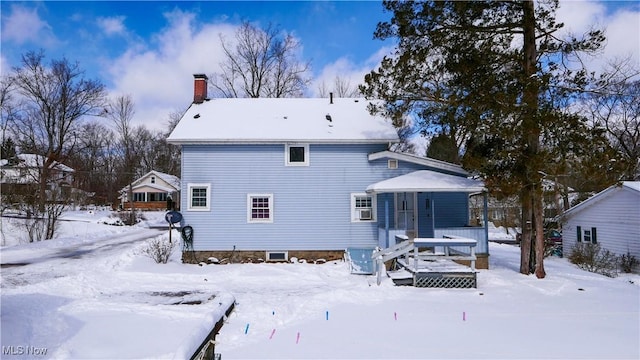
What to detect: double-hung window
<box><xmin>351</xmin><ymin>193</ymin><xmax>376</xmax><ymax>222</ymax></box>
<box><xmin>188</xmin><ymin>183</ymin><xmax>210</xmax><ymax>211</ymax></box>
<box><xmin>248</xmin><ymin>194</ymin><xmax>274</xmax><ymax>223</ymax></box>
<box><xmin>577</xmin><ymin>226</ymin><xmax>597</xmax><ymax>244</ymax></box>
<box><xmin>285</xmin><ymin>144</ymin><xmax>309</xmax><ymax>166</ymax></box>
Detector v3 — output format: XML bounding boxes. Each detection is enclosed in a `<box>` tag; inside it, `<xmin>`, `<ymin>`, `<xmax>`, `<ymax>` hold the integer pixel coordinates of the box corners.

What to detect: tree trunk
<box><xmin>533</xmin><ymin>184</ymin><xmax>546</xmax><ymax>278</ymax></box>
<box><xmin>520</xmin><ymin>187</ymin><xmax>533</xmax><ymax>274</ymax></box>
<box><xmin>521</xmin><ymin>0</ymin><xmax>546</xmax><ymax>278</ymax></box>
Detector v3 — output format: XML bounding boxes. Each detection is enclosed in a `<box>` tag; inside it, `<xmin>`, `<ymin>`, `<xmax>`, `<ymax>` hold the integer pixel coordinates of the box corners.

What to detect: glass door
<box><xmin>396</xmin><ymin>192</ymin><xmax>416</xmax><ymax>238</ymax></box>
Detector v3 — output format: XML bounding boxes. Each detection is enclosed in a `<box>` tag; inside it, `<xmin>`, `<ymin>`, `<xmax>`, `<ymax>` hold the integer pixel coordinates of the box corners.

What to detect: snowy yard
<box><xmin>1</xmin><ymin>211</ymin><xmax>638</xmax><ymax>359</ymax></box>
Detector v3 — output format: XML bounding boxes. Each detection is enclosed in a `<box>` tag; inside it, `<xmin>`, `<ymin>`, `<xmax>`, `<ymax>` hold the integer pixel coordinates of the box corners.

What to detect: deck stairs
<box><xmin>370</xmin><ymin>238</ymin><xmax>477</xmax><ymax>288</ymax></box>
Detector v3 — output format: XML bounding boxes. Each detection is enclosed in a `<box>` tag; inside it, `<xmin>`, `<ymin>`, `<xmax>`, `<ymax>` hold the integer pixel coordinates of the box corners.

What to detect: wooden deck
<box><xmin>372</xmin><ymin>236</ymin><xmax>478</xmax><ymax>288</ymax></box>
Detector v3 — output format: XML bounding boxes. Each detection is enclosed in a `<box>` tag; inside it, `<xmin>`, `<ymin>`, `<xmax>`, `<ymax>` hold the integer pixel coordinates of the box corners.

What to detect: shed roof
<box><xmin>368</xmin><ymin>151</ymin><xmax>468</xmax><ymax>176</ymax></box>
<box><xmin>366</xmin><ymin>170</ymin><xmax>485</xmax><ymax>194</ymax></box>
<box><xmin>167</xmin><ymin>98</ymin><xmax>399</xmax><ymax>144</ymax></box>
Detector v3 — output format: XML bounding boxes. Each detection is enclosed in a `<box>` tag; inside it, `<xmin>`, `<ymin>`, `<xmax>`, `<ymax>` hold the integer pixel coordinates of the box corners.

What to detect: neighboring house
<box><xmin>0</xmin><ymin>154</ymin><xmax>77</xmax><ymax>204</ymax></box>
<box><xmin>561</xmin><ymin>181</ymin><xmax>640</xmax><ymax>260</ymax></box>
<box><xmin>469</xmin><ymin>179</ymin><xmax>577</xmax><ymax>229</ymax></box>
<box><xmin>167</xmin><ymin>74</ymin><xmax>487</xmax><ymax>267</ymax></box>
<box><xmin>118</xmin><ymin>170</ymin><xmax>180</xmax><ymax>211</ymax></box>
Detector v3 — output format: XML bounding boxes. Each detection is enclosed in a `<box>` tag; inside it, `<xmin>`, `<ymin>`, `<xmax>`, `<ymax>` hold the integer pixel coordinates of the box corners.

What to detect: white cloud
<box><xmin>106</xmin><ymin>10</ymin><xmax>237</xmax><ymax>130</ymax></box>
<box><xmin>1</xmin><ymin>4</ymin><xmax>55</xmax><ymax>46</ymax></box>
<box><xmin>556</xmin><ymin>1</ymin><xmax>639</xmax><ymax>73</ymax></box>
<box><xmin>309</xmin><ymin>45</ymin><xmax>393</xmax><ymax>98</ymax></box>
<box><xmin>97</xmin><ymin>16</ymin><xmax>127</xmax><ymax>36</ymax></box>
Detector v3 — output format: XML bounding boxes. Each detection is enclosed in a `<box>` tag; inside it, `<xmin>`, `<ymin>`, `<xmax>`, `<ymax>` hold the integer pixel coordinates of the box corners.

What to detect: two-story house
<box><xmin>167</xmin><ymin>75</ymin><xmax>488</xmax><ymax>267</ymax></box>
<box><xmin>1</xmin><ymin>154</ymin><xmax>76</xmax><ymax>204</ymax></box>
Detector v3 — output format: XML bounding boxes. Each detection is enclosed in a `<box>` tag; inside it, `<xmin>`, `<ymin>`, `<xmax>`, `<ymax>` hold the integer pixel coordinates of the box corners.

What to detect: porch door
<box><xmin>396</xmin><ymin>192</ymin><xmax>417</xmax><ymax>239</ymax></box>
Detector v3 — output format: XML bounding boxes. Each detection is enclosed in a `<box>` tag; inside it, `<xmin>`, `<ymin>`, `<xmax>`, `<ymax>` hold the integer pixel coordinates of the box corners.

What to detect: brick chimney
<box><xmin>193</xmin><ymin>74</ymin><xmax>208</xmax><ymax>104</ymax></box>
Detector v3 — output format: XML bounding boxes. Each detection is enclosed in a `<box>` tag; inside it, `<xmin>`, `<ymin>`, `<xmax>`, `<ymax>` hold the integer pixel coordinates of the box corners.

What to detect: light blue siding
<box><xmin>180</xmin><ymin>143</ymin><xmax>480</xmax><ymax>253</ymax></box>
<box><xmin>181</xmin><ymin>144</ymin><xmax>404</xmax><ymax>251</ymax></box>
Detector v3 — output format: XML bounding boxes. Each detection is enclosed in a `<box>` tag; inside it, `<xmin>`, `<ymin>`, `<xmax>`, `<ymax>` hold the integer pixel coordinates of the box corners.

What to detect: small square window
<box><xmin>151</xmin><ymin>176</ymin><xmax>156</xmax><ymax>184</ymax></box>
<box><xmin>285</xmin><ymin>144</ymin><xmax>309</xmax><ymax>166</ymax></box>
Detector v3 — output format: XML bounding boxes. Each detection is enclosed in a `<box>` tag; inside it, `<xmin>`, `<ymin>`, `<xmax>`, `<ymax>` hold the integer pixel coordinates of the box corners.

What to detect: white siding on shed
<box><xmin>563</xmin><ymin>183</ymin><xmax>640</xmax><ymax>259</ymax></box>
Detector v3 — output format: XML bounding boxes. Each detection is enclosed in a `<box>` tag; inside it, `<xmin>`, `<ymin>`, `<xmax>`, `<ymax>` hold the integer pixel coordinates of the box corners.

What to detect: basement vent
<box><xmin>388</xmin><ymin>159</ymin><xmax>398</xmax><ymax>169</ymax></box>
<box><xmin>266</xmin><ymin>251</ymin><xmax>288</xmax><ymax>262</ymax></box>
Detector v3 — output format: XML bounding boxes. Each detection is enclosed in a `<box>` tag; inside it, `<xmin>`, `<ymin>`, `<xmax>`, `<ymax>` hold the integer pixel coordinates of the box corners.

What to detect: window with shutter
<box><xmin>577</xmin><ymin>226</ymin><xmax>582</xmax><ymax>242</ymax></box>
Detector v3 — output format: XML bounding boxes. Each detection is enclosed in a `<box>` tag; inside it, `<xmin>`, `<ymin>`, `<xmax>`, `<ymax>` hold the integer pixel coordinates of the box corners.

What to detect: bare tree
<box><xmin>70</xmin><ymin>121</ymin><xmax>118</xmax><ymax>204</ymax></box>
<box><xmin>584</xmin><ymin>60</ymin><xmax>640</xmax><ymax>180</ymax></box>
<box><xmin>10</xmin><ymin>51</ymin><xmax>106</xmax><ymax>239</ymax></box>
<box><xmin>210</xmin><ymin>22</ymin><xmax>311</xmax><ymax>98</ymax></box>
<box><xmin>105</xmin><ymin>94</ymin><xmax>137</xmax><ymax>222</ymax></box>
<box><xmin>0</xmin><ymin>77</ymin><xmax>18</xmax><ymax>147</ymax></box>
<box><xmin>317</xmin><ymin>76</ymin><xmax>362</xmax><ymax>98</ymax></box>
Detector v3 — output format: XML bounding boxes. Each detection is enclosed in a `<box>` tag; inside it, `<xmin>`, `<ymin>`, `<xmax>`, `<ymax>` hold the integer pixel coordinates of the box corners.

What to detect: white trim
<box><xmin>187</xmin><ymin>183</ymin><xmax>211</xmax><ymax>211</ymax></box>
<box><xmin>351</xmin><ymin>193</ymin><xmax>377</xmax><ymax>223</ymax></box>
<box><xmin>285</xmin><ymin>143</ymin><xmax>309</xmax><ymax>166</ymax></box>
<box><xmin>247</xmin><ymin>193</ymin><xmax>274</xmax><ymax>223</ymax></box>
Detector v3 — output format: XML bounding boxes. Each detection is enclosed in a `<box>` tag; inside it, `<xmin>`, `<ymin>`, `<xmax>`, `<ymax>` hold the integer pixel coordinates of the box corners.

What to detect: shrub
<box><xmin>142</xmin><ymin>236</ymin><xmax>176</xmax><ymax>264</ymax></box>
<box><xmin>568</xmin><ymin>243</ymin><xmax>618</xmax><ymax>277</ymax></box>
<box><xmin>619</xmin><ymin>252</ymin><xmax>639</xmax><ymax>273</ymax></box>
<box><xmin>114</xmin><ymin>210</ymin><xmax>143</xmax><ymax>225</ymax></box>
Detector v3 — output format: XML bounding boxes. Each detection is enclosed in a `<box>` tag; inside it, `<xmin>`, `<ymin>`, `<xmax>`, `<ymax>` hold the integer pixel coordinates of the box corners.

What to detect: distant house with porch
<box><xmin>561</xmin><ymin>181</ymin><xmax>639</xmax><ymax>260</ymax></box>
<box><xmin>118</xmin><ymin>170</ymin><xmax>180</xmax><ymax>211</ymax></box>
<box><xmin>167</xmin><ymin>74</ymin><xmax>488</xmax><ymax>267</ymax></box>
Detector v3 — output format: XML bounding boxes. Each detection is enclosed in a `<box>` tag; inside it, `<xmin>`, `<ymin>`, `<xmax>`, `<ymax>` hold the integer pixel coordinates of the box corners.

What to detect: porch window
<box><xmin>351</xmin><ymin>193</ymin><xmax>376</xmax><ymax>222</ymax></box>
<box><xmin>148</xmin><ymin>192</ymin><xmax>167</xmax><ymax>202</ymax></box>
<box><xmin>285</xmin><ymin>144</ymin><xmax>309</xmax><ymax>166</ymax></box>
<box><xmin>133</xmin><ymin>193</ymin><xmax>145</xmax><ymax>202</ymax></box>
<box><xmin>248</xmin><ymin>194</ymin><xmax>273</xmax><ymax>223</ymax></box>
<box><xmin>188</xmin><ymin>183</ymin><xmax>210</xmax><ymax>211</ymax></box>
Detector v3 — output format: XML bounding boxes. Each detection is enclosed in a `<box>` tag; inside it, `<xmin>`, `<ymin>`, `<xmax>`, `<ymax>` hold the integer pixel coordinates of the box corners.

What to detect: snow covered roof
<box><xmin>120</xmin><ymin>170</ymin><xmax>180</xmax><ymax>193</ymax></box>
<box><xmin>1</xmin><ymin>154</ymin><xmax>74</xmax><ymax>172</ymax></box>
<box><xmin>562</xmin><ymin>181</ymin><xmax>640</xmax><ymax>219</ymax></box>
<box><xmin>167</xmin><ymin>98</ymin><xmax>400</xmax><ymax>144</ymax></box>
<box><xmin>366</xmin><ymin>170</ymin><xmax>485</xmax><ymax>194</ymax></box>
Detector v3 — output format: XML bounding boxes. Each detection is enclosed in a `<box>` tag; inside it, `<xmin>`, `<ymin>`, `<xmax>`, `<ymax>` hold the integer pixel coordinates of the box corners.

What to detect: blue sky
<box><xmin>1</xmin><ymin>1</ymin><xmax>638</xmax><ymax>130</ymax></box>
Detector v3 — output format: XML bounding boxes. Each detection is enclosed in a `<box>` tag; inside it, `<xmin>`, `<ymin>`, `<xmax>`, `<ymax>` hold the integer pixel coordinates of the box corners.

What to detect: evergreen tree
<box><xmin>361</xmin><ymin>0</ymin><xmax>605</xmax><ymax>277</ymax></box>
<box><xmin>1</xmin><ymin>137</ymin><xmax>17</xmax><ymax>163</ymax></box>
<box><xmin>426</xmin><ymin>133</ymin><xmax>460</xmax><ymax>164</ymax></box>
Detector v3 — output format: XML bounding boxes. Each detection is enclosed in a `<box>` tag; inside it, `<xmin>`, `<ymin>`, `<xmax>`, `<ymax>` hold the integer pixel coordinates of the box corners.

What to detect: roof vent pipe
<box><xmin>330</xmin><ymin>92</ymin><xmax>333</xmax><ymax>104</ymax></box>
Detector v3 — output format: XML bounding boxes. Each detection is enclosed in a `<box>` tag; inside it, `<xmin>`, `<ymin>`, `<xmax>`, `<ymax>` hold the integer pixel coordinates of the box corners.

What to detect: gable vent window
<box><xmin>285</xmin><ymin>144</ymin><xmax>309</xmax><ymax>166</ymax></box>
<box><xmin>388</xmin><ymin>159</ymin><xmax>398</xmax><ymax>169</ymax></box>
<box><xmin>151</xmin><ymin>176</ymin><xmax>156</xmax><ymax>184</ymax></box>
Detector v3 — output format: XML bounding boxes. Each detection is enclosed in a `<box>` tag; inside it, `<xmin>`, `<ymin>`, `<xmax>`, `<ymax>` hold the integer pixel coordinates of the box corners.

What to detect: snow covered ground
<box><xmin>1</xmin><ymin>211</ymin><xmax>638</xmax><ymax>359</ymax></box>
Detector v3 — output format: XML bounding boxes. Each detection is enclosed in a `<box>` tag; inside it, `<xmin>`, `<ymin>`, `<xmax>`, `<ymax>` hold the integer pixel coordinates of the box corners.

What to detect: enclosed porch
<box><xmin>366</xmin><ymin>170</ymin><xmax>489</xmax><ymax>269</ymax></box>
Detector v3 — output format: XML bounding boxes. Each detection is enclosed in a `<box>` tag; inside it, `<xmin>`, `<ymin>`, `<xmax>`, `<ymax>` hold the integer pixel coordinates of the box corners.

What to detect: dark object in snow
<box><xmin>578</xmin><ymin>288</ymin><xmax>585</xmax><ymax>291</ymax></box>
